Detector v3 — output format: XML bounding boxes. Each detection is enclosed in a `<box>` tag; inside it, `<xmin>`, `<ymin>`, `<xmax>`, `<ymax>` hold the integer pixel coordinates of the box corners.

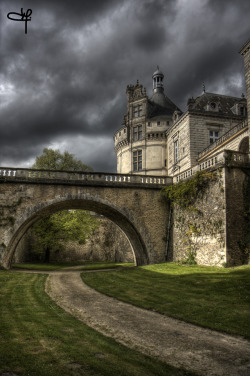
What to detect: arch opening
<box><xmin>3</xmin><ymin>198</ymin><xmax>149</xmax><ymax>269</ymax></box>
<box><xmin>239</xmin><ymin>136</ymin><xmax>249</xmax><ymax>153</ymax></box>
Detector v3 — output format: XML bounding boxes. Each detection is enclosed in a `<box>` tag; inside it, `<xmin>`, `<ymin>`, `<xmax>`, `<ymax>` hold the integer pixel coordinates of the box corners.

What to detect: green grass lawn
<box><xmin>12</xmin><ymin>261</ymin><xmax>134</xmax><ymax>271</ymax></box>
<box><xmin>0</xmin><ymin>270</ymin><xmax>195</xmax><ymax>376</ymax></box>
<box><xmin>81</xmin><ymin>263</ymin><xmax>250</xmax><ymax>339</ymax></box>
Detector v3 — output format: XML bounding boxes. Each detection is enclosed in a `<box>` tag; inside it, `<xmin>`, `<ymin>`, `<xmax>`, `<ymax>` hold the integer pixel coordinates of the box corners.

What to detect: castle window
<box><xmin>133</xmin><ymin>125</ymin><xmax>142</xmax><ymax>141</ymax></box>
<box><xmin>148</xmin><ymin>122</ymin><xmax>151</xmax><ymax>127</ymax></box>
<box><xmin>157</xmin><ymin>121</ymin><xmax>161</xmax><ymax>126</ymax></box>
<box><xmin>209</xmin><ymin>131</ymin><xmax>219</xmax><ymax>144</ymax></box>
<box><xmin>174</xmin><ymin>140</ymin><xmax>179</xmax><ymax>163</ymax></box>
<box><xmin>133</xmin><ymin>150</ymin><xmax>142</xmax><ymax>172</ymax></box>
<box><xmin>240</xmin><ymin>106</ymin><xmax>244</xmax><ymax>116</ymax></box>
<box><xmin>124</xmin><ymin>129</ymin><xmax>126</xmax><ymax>133</ymax></box>
<box><xmin>133</xmin><ymin>104</ymin><xmax>143</xmax><ymax>118</ymax></box>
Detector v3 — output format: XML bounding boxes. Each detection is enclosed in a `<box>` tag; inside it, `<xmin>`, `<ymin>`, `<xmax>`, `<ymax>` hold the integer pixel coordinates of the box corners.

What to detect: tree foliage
<box><xmin>32</xmin><ymin>148</ymin><xmax>93</xmax><ymax>172</ymax></box>
<box><xmin>30</xmin><ymin>148</ymin><xmax>97</xmax><ymax>262</ymax></box>
<box><xmin>31</xmin><ymin>210</ymin><xmax>99</xmax><ymax>262</ymax></box>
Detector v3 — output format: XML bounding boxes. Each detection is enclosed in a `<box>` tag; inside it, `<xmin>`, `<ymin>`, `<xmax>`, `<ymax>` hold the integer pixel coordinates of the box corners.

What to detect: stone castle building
<box><xmin>114</xmin><ymin>41</ymin><xmax>250</xmax><ymax>179</ymax></box>
<box><xmin>12</xmin><ymin>39</ymin><xmax>250</xmax><ymax>267</ymax></box>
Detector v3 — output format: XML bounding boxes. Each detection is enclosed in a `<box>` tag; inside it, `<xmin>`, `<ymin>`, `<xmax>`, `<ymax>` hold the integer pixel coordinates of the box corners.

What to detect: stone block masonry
<box><xmin>0</xmin><ymin>171</ymin><xmax>170</xmax><ymax>269</ymax></box>
<box><xmin>225</xmin><ymin>166</ymin><xmax>250</xmax><ymax>265</ymax></box>
<box><xmin>170</xmin><ymin>166</ymin><xmax>250</xmax><ymax>266</ymax></box>
<box><xmin>0</xmin><ymin>163</ymin><xmax>249</xmax><ymax>268</ymax></box>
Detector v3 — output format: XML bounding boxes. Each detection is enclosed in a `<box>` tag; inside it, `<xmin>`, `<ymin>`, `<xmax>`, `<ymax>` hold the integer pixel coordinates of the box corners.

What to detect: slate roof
<box><xmin>188</xmin><ymin>92</ymin><xmax>246</xmax><ymax>116</ymax></box>
<box><xmin>147</xmin><ymin>92</ymin><xmax>182</xmax><ymax>118</ymax></box>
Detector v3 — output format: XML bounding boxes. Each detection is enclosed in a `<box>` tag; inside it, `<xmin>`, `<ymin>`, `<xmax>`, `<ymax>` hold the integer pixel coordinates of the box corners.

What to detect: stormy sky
<box><xmin>0</xmin><ymin>0</ymin><xmax>249</xmax><ymax>172</ymax></box>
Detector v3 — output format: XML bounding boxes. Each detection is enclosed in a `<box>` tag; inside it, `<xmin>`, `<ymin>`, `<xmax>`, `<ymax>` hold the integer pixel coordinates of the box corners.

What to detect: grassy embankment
<box><xmin>81</xmin><ymin>262</ymin><xmax>250</xmax><ymax>339</ymax></box>
<box><xmin>12</xmin><ymin>261</ymin><xmax>134</xmax><ymax>271</ymax></box>
<box><xmin>0</xmin><ymin>269</ymin><xmax>195</xmax><ymax>376</ymax></box>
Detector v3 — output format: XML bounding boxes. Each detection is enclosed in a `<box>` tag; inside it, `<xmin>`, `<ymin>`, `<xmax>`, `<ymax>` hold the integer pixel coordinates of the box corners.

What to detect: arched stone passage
<box><xmin>239</xmin><ymin>136</ymin><xmax>249</xmax><ymax>153</ymax></box>
<box><xmin>2</xmin><ymin>195</ymin><xmax>149</xmax><ymax>269</ymax></box>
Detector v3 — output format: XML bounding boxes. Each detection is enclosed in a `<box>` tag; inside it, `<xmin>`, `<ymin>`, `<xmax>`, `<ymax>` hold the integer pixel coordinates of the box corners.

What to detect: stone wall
<box><xmin>170</xmin><ymin>166</ymin><xmax>250</xmax><ymax>266</ymax></box>
<box><xmin>13</xmin><ymin>216</ymin><xmax>134</xmax><ymax>264</ymax></box>
<box><xmin>199</xmin><ymin>127</ymin><xmax>249</xmax><ymax>161</ymax></box>
<box><xmin>170</xmin><ymin>169</ymin><xmax>227</xmax><ymax>266</ymax></box>
<box><xmin>225</xmin><ymin>166</ymin><xmax>250</xmax><ymax>265</ymax></box>
<box><xmin>189</xmin><ymin>115</ymin><xmax>239</xmax><ymax>168</ymax></box>
<box><xmin>167</xmin><ymin>113</ymin><xmax>191</xmax><ymax>176</ymax></box>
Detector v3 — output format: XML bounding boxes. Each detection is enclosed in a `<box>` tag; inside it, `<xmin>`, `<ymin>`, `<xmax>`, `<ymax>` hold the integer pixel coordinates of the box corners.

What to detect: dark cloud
<box><xmin>0</xmin><ymin>0</ymin><xmax>249</xmax><ymax>171</ymax></box>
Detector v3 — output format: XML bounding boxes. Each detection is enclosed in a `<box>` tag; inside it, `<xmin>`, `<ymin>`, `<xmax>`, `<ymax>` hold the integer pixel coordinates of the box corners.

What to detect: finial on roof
<box><xmin>157</xmin><ymin>65</ymin><xmax>159</xmax><ymax>70</ymax></box>
<box><xmin>202</xmin><ymin>83</ymin><xmax>206</xmax><ymax>94</ymax></box>
<box><xmin>136</xmin><ymin>79</ymin><xmax>139</xmax><ymax>84</ymax></box>
<box><xmin>241</xmin><ymin>93</ymin><xmax>245</xmax><ymax>98</ymax></box>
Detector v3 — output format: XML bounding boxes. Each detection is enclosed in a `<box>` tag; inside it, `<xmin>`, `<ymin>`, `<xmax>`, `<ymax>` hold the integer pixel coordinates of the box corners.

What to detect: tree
<box><xmin>32</xmin><ymin>148</ymin><xmax>93</xmax><ymax>172</ymax></box>
<box><xmin>30</xmin><ymin>148</ymin><xmax>97</xmax><ymax>262</ymax></box>
<box><xmin>31</xmin><ymin>210</ymin><xmax>99</xmax><ymax>263</ymax></box>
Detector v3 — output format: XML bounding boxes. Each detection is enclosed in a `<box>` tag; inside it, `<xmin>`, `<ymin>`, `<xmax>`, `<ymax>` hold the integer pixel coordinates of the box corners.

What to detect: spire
<box><xmin>152</xmin><ymin>67</ymin><xmax>164</xmax><ymax>93</ymax></box>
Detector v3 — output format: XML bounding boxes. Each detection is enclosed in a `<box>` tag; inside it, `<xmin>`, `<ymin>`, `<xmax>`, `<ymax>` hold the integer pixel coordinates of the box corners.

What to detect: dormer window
<box><xmin>205</xmin><ymin>102</ymin><xmax>219</xmax><ymax>112</ymax></box>
<box><xmin>173</xmin><ymin>110</ymin><xmax>179</xmax><ymax>122</ymax></box>
<box><xmin>239</xmin><ymin>106</ymin><xmax>247</xmax><ymax>116</ymax></box>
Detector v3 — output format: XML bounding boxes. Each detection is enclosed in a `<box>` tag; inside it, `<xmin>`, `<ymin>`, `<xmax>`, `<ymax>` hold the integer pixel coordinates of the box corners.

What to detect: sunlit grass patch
<box><xmin>81</xmin><ymin>263</ymin><xmax>250</xmax><ymax>339</ymax></box>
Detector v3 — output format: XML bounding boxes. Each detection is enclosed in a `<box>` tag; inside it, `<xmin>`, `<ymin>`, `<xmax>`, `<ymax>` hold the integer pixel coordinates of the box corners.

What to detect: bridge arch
<box><xmin>2</xmin><ymin>193</ymin><xmax>149</xmax><ymax>269</ymax></box>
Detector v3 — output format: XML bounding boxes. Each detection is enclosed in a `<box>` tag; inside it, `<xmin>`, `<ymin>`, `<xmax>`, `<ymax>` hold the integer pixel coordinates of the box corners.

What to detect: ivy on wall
<box><xmin>163</xmin><ymin>171</ymin><xmax>217</xmax><ymax>211</ymax></box>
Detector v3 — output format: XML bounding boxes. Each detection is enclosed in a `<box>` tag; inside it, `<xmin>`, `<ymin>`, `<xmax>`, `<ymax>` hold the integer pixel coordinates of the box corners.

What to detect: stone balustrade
<box><xmin>0</xmin><ymin>167</ymin><xmax>172</xmax><ymax>187</ymax></box>
<box><xmin>174</xmin><ymin>150</ymin><xmax>250</xmax><ymax>183</ymax></box>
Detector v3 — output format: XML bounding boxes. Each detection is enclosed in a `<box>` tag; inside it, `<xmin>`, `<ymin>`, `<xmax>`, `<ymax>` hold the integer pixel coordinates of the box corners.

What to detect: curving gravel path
<box><xmin>45</xmin><ymin>270</ymin><xmax>250</xmax><ymax>376</ymax></box>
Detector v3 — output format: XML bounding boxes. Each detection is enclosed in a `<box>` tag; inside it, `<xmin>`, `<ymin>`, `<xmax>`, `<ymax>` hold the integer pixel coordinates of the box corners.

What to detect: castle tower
<box><xmin>114</xmin><ymin>69</ymin><xmax>182</xmax><ymax>176</ymax></box>
<box><xmin>152</xmin><ymin>67</ymin><xmax>164</xmax><ymax>93</ymax></box>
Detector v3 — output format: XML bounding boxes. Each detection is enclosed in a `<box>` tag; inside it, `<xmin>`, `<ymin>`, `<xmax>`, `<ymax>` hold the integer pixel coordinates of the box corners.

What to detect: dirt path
<box><xmin>44</xmin><ymin>270</ymin><xmax>250</xmax><ymax>376</ymax></box>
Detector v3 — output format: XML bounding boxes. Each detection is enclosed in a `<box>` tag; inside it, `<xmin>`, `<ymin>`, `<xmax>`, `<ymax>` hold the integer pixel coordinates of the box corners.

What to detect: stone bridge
<box><xmin>0</xmin><ymin>168</ymin><xmax>172</xmax><ymax>269</ymax></box>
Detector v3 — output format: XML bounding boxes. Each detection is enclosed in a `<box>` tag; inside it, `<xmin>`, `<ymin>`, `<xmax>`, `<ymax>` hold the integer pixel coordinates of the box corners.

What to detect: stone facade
<box><xmin>114</xmin><ymin>70</ymin><xmax>182</xmax><ymax>176</ymax></box>
<box><xmin>113</xmin><ymin>39</ymin><xmax>250</xmax><ymax>267</ymax></box>
<box><xmin>114</xmin><ymin>47</ymin><xmax>248</xmax><ymax>179</ymax></box>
